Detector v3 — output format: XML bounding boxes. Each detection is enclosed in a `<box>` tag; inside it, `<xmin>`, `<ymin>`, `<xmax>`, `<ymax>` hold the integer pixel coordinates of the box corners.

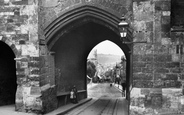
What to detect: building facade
<box><xmin>0</xmin><ymin>0</ymin><xmax>183</xmax><ymax>114</ymax></box>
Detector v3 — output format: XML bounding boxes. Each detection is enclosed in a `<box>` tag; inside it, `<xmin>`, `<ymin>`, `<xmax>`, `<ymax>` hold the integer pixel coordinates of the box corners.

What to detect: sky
<box><xmin>89</xmin><ymin>40</ymin><xmax>125</xmax><ymax>56</ymax></box>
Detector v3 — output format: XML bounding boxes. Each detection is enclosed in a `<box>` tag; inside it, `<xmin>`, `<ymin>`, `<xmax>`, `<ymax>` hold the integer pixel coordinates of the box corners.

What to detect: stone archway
<box><xmin>49</xmin><ymin>18</ymin><xmax>131</xmax><ymax>105</ymax></box>
<box><xmin>42</xmin><ymin>3</ymin><xmax>133</xmax><ymax>113</ymax></box>
<box><xmin>0</xmin><ymin>41</ymin><xmax>17</xmax><ymax>106</ymax></box>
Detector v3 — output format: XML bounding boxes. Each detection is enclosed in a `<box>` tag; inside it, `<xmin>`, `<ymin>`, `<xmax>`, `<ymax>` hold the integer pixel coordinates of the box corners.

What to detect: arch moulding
<box><xmin>44</xmin><ymin>5</ymin><xmax>127</xmax><ymax>49</ymax></box>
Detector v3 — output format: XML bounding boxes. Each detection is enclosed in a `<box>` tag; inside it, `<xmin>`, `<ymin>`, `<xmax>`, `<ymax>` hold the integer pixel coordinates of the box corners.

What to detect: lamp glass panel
<box><xmin>120</xmin><ymin>32</ymin><xmax>127</xmax><ymax>38</ymax></box>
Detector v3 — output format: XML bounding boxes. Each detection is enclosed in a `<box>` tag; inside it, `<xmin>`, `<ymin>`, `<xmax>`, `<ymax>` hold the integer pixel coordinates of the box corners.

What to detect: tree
<box><xmin>87</xmin><ymin>61</ymin><xmax>96</xmax><ymax>78</ymax></box>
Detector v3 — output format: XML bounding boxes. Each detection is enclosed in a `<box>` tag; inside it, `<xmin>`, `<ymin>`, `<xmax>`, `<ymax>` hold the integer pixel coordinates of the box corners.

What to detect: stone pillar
<box><xmin>131</xmin><ymin>0</ymin><xmax>183</xmax><ymax>114</ymax></box>
<box><xmin>0</xmin><ymin>0</ymin><xmax>43</xmax><ymax>113</ymax></box>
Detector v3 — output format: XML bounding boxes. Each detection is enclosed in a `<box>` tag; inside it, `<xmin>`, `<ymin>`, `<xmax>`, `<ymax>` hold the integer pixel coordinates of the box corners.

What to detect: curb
<box><xmin>46</xmin><ymin>98</ymin><xmax>92</xmax><ymax>115</ymax></box>
<box><xmin>57</xmin><ymin>98</ymin><xmax>92</xmax><ymax>115</ymax></box>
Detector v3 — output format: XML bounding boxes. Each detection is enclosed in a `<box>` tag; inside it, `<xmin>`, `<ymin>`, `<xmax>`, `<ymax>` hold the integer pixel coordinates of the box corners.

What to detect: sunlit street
<box><xmin>65</xmin><ymin>83</ymin><xmax>128</xmax><ymax>115</ymax></box>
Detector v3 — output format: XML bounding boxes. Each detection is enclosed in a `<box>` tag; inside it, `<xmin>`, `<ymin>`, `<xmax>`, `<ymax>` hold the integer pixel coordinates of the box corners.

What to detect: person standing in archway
<box><xmin>121</xmin><ymin>80</ymin><xmax>126</xmax><ymax>97</ymax></box>
<box><xmin>70</xmin><ymin>88</ymin><xmax>75</xmax><ymax>103</ymax></box>
<box><xmin>73</xmin><ymin>85</ymin><xmax>78</xmax><ymax>103</ymax></box>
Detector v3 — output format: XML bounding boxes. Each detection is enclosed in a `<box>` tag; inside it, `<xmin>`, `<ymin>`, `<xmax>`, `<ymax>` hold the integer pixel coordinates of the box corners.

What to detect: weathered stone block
<box><xmin>6</xmin><ymin>24</ymin><xmax>15</xmax><ymax>31</ymax></box>
<box><xmin>30</xmin><ymin>56</ymin><xmax>40</xmax><ymax>62</ymax></box>
<box><xmin>155</xmin><ymin>68</ymin><xmax>169</xmax><ymax>73</ymax></box>
<box><xmin>146</xmin><ymin>21</ymin><xmax>153</xmax><ymax>31</ymax></box>
<box><xmin>28</xmin><ymin>75</ymin><xmax>39</xmax><ymax>81</ymax></box>
<box><xmin>151</xmin><ymin>94</ymin><xmax>162</xmax><ymax>109</ymax></box>
<box><xmin>15</xmin><ymin>86</ymin><xmax>24</xmax><ymax>111</ymax></box>
<box><xmin>162</xmin><ymin>16</ymin><xmax>170</xmax><ymax>24</ymax></box>
<box><xmin>154</xmin><ymin>73</ymin><xmax>163</xmax><ymax>80</ymax></box>
<box><xmin>134</xmin><ymin>62</ymin><xmax>147</xmax><ymax>67</ymax></box>
<box><xmin>154</xmin><ymin>54</ymin><xmax>172</xmax><ymax>62</ymax></box>
<box><xmin>142</xmin><ymin>55</ymin><xmax>153</xmax><ymax>62</ymax></box>
<box><xmin>155</xmin><ymin>1</ymin><xmax>170</xmax><ymax>11</ymax></box>
<box><xmin>153</xmin><ymin>80</ymin><xmax>164</xmax><ymax>88</ymax></box>
<box><xmin>0</xmin><ymin>1</ymin><xmax>4</xmax><ymax>5</ymax></box>
<box><xmin>154</xmin><ymin>62</ymin><xmax>166</xmax><ymax>68</ymax></box>
<box><xmin>134</xmin><ymin>31</ymin><xmax>145</xmax><ymax>41</ymax></box>
<box><xmin>133</xmin><ymin>0</ymin><xmax>154</xmax><ymax>21</ymax></box>
<box><xmin>161</xmin><ymin>32</ymin><xmax>170</xmax><ymax>38</ymax></box>
<box><xmin>11</xmin><ymin>0</ymin><xmax>28</xmax><ymax>5</ymax></box>
<box><xmin>165</xmin><ymin>62</ymin><xmax>180</xmax><ymax>68</ymax></box>
<box><xmin>13</xmin><ymin>8</ymin><xmax>20</xmax><ymax>16</ymax></box>
<box><xmin>170</xmin><ymin>68</ymin><xmax>181</xmax><ymax>73</ymax></box>
<box><xmin>161</xmin><ymin>23</ymin><xmax>170</xmax><ymax>32</ymax></box>
<box><xmin>164</xmin><ymin>74</ymin><xmax>178</xmax><ymax>80</ymax></box>
<box><xmin>163</xmin><ymin>80</ymin><xmax>181</xmax><ymax>88</ymax></box>
<box><xmin>30</xmin><ymin>69</ymin><xmax>40</xmax><ymax>75</ymax></box>
<box><xmin>42</xmin><ymin>87</ymin><xmax>57</xmax><ymax>113</ymax></box>
<box><xmin>133</xmin><ymin>80</ymin><xmax>153</xmax><ymax>88</ymax></box>
<box><xmin>19</xmin><ymin>40</ymin><xmax>25</xmax><ymax>44</ymax></box>
<box><xmin>40</xmin><ymin>78</ymin><xmax>49</xmax><ymax>87</ymax></box>
<box><xmin>28</xmin><ymin>61</ymin><xmax>40</xmax><ymax>68</ymax></box>
<box><xmin>133</xmin><ymin>67</ymin><xmax>142</xmax><ymax>73</ymax></box>
<box><xmin>134</xmin><ymin>44</ymin><xmax>152</xmax><ymax>54</ymax></box>
<box><xmin>133</xmin><ymin>54</ymin><xmax>142</xmax><ymax>62</ymax></box>
<box><xmin>30</xmin><ymin>86</ymin><xmax>41</xmax><ymax>96</ymax></box>
<box><xmin>10</xmin><ymin>15</ymin><xmax>28</xmax><ymax>24</ymax></box>
<box><xmin>41</xmin><ymin>0</ymin><xmax>58</xmax><ymax>7</ymax></box>
<box><xmin>134</xmin><ymin>73</ymin><xmax>153</xmax><ymax>80</ymax></box>
<box><xmin>142</xmin><ymin>67</ymin><xmax>153</xmax><ymax>73</ymax></box>
<box><xmin>180</xmin><ymin>74</ymin><xmax>184</xmax><ymax>80</ymax></box>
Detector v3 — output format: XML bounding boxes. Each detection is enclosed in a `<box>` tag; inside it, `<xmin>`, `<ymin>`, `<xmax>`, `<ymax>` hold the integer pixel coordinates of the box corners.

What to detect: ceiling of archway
<box><xmin>50</xmin><ymin>21</ymin><xmax>130</xmax><ymax>58</ymax></box>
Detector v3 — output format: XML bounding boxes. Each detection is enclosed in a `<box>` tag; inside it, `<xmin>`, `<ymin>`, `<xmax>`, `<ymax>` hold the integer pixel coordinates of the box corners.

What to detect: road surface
<box><xmin>65</xmin><ymin>83</ymin><xmax>128</xmax><ymax>115</ymax></box>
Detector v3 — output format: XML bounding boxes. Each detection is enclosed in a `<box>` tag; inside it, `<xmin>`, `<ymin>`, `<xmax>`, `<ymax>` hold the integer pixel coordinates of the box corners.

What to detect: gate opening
<box><xmin>0</xmin><ymin>41</ymin><xmax>17</xmax><ymax>106</ymax></box>
<box><xmin>50</xmin><ymin>19</ymin><xmax>131</xmax><ymax>107</ymax></box>
<box><xmin>87</xmin><ymin>40</ymin><xmax>126</xmax><ymax>98</ymax></box>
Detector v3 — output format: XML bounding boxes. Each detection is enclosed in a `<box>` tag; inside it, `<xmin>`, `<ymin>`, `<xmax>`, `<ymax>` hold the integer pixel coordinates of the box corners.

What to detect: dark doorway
<box><xmin>0</xmin><ymin>41</ymin><xmax>17</xmax><ymax>106</ymax></box>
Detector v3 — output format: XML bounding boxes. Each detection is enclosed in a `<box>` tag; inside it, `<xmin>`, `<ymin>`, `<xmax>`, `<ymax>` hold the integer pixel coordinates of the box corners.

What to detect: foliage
<box><xmin>87</xmin><ymin>61</ymin><xmax>96</xmax><ymax>78</ymax></box>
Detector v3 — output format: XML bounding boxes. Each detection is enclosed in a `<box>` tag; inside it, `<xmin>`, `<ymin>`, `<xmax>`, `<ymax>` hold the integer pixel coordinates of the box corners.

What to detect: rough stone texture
<box><xmin>2</xmin><ymin>0</ymin><xmax>184</xmax><ymax>114</ymax></box>
<box><xmin>39</xmin><ymin>0</ymin><xmax>133</xmax><ymax>30</ymax></box>
<box><xmin>38</xmin><ymin>0</ymin><xmax>133</xmax><ymax>113</ymax></box>
<box><xmin>0</xmin><ymin>0</ymin><xmax>42</xmax><ymax>113</ymax></box>
<box><xmin>131</xmin><ymin>0</ymin><xmax>184</xmax><ymax>114</ymax></box>
<box><xmin>39</xmin><ymin>55</ymin><xmax>57</xmax><ymax>113</ymax></box>
<box><xmin>130</xmin><ymin>88</ymin><xmax>183</xmax><ymax>115</ymax></box>
<box><xmin>171</xmin><ymin>0</ymin><xmax>184</xmax><ymax>27</ymax></box>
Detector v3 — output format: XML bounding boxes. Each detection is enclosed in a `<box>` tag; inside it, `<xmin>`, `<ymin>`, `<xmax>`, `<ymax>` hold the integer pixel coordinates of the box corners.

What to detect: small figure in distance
<box><xmin>121</xmin><ymin>80</ymin><xmax>126</xmax><ymax>97</ymax></box>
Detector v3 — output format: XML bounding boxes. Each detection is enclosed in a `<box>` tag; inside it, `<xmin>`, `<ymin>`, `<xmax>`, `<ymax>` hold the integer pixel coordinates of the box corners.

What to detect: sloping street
<box><xmin>65</xmin><ymin>83</ymin><xmax>128</xmax><ymax>115</ymax></box>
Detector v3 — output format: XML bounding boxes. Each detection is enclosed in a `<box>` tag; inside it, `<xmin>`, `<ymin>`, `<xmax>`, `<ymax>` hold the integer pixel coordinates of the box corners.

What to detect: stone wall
<box><xmin>37</xmin><ymin>0</ymin><xmax>133</xmax><ymax>113</ymax></box>
<box><xmin>39</xmin><ymin>55</ymin><xmax>57</xmax><ymax>113</ymax></box>
<box><xmin>0</xmin><ymin>0</ymin><xmax>43</xmax><ymax>113</ymax></box>
<box><xmin>4</xmin><ymin>0</ymin><xmax>184</xmax><ymax>114</ymax></box>
<box><xmin>131</xmin><ymin>0</ymin><xmax>184</xmax><ymax>114</ymax></box>
<box><xmin>171</xmin><ymin>0</ymin><xmax>184</xmax><ymax>27</ymax></box>
<box><xmin>39</xmin><ymin>0</ymin><xmax>132</xmax><ymax>30</ymax></box>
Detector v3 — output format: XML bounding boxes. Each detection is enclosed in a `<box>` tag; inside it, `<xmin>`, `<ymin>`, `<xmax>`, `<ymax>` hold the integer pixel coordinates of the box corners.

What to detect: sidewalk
<box><xmin>46</xmin><ymin>83</ymin><xmax>97</xmax><ymax>115</ymax></box>
<box><xmin>0</xmin><ymin>98</ymin><xmax>92</xmax><ymax>115</ymax></box>
<box><xmin>0</xmin><ymin>105</ymin><xmax>35</xmax><ymax>115</ymax></box>
<box><xmin>46</xmin><ymin>98</ymin><xmax>92</xmax><ymax>115</ymax></box>
<box><xmin>0</xmin><ymin>83</ymin><xmax>97</xmax><ymax>115</ymax></box>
